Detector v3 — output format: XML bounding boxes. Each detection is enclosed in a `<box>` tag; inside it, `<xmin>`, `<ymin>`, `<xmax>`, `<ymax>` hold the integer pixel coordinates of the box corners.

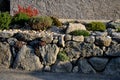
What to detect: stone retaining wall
<box><xmin>10</xmin><ymin>0</ymin><xmax>120</xmax><ymax>19</ymax></box>
<box><xmin>0</xmin><ymin>21</ymin><xmax>120</xmax><ymax>75</ymax></box>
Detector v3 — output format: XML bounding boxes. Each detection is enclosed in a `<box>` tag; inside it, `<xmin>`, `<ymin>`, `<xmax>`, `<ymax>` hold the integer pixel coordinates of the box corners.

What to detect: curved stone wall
<box><xmin>10</xmin><ymin>0</ymin><xmax>120</xmax><ymax>19</ymax></box>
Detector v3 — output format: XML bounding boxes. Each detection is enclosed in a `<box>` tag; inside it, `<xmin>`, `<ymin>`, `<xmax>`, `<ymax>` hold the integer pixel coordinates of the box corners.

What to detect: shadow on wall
<box><xmin>0</xmin><ymin>0</ymin><xmax>10</xmax><ymax>12</ymax></box>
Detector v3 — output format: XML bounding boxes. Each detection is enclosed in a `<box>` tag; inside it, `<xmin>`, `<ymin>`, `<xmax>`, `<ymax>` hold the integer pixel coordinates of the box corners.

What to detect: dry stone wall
<box><xmin>10</xmin><ymin>0</ymin><xmax>120</xmax><ymax>19</ymax></box>
<box><xmin>0</xmin><ymin>21</ymin><xmax>120</xmax><ymax>75</ymax></box>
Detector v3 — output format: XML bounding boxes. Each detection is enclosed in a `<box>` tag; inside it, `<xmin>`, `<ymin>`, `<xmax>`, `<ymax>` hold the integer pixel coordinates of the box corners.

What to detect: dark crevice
<box><xmin>9</xmin><ymin>46</ymin><xmax>17</xmax><ymax>68</ymax></box>
<box><xmin>0</xmin><ymin>0</ymin><xmax>10</xmax><ymax>12</ymax></box>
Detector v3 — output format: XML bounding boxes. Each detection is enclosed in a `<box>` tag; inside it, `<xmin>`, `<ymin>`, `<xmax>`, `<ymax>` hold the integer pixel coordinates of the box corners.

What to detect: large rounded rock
<box><xmin>51</xmin><ymin>61</ymin><xmax>72</xmax><ymax>72</ymax></box>
<box><xmin>78</xmin><ymin>58</ymin><xmax>96</xmax><ymax>73</ymax></box>
<box><xmin>88</xmin><ymin>57</ymin><xmax>109</xmax><ymax>71</ymax></box>
<box><xmin>0</xmin><ymin>42</ymin><xmax>11</xmax><ymax>68</ymax></box>
<box><xmin>13</xmin><ymin>45</ymin><xmax>43</xmax><ymax>71</ymax></box>
<box><xmin>36</xmin><ymin>44</ymin><xmax>59</xmax><ymax>66</ymax></box>
<box><xmin>104</xmin><ymin>57</ymin><xmax>120</xmax><ymax>75</ymax></box>
<box><xmin>66</xmin><ymin>23</ymin><xmax>86</xmax><ymax>33</ymax></box>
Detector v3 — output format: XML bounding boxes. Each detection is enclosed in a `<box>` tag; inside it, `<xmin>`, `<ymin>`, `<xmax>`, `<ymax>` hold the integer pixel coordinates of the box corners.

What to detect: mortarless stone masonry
<box><xmin>10</xmin><ymin>0</ymin><xmax>120</xmax><ymax>19</ymax></box>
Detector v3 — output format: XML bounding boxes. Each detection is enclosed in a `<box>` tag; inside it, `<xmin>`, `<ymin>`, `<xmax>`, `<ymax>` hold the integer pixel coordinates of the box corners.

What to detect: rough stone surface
<box><xmin>72</xmin><ymin>66</ymin><xmax>79</xmax><ymax>73</ymax></box>
<box><xmin>72</xmin><ymin>35</ymin><xmax>84</xmax><ymax>42</ymax></box>
<box><xmin>37</xmin><ymin>44</ymin><xmax>59</xmax><ymax>66</ymax></box>
<box><xmin>84</xmin><ymin>36</ymin><xmax>95</xmax><ymax>43</ymax></box>
<box><xmin>107</xmin><ymin>28</ymin><xmax>115</xmax><ymax>35</ymax></box>
<box><xmin>107</xmin><ymin>21</ymin><xmax>120</xmax><ymax>29</ymax></box>
<box><xmin>11</xmin><ymin>0</ymin><xmax>120</xmax><ymax>19</ymax></box>
<box><xmin>78</xmin><ymin>59</ymin><xmax>96</xmax><ymax>73</ymax></box>
<box><xmin>51</xmin><ymin>61</ymin><xmax>72</xmax><ymax>72</ymax></box>
<box><xmin>112</xmin><ymin>32</ymin><xmax>120</xmax><ymax>43</ymax></box>
<box><xmin>41</xmin><ymin>35</ymin><xmax>53</xmax><ymax>44</ymax></box>
<box><xmin>66</xmin><ymin>23</ymin><xmax>86</xmax><ymax>33</ymax></box>
<box><xmin>7</xmin><ymin>38</ymin><xmax>17</xmax><ymax>46</ymax></box>
<box><xmin>105</xmin><ymin>43</ymin><xmax>120</xmax><ymax>56</ymax></box>
<box><xmin>0</xmin><ymin>42</ymin><xmax>11</xmax><ymax>68</ymax></box>
<box><xmin>104</xmin><ymin>58</ymin><xmax>120</xmax><ymax>75</ymax></box>
<box><xmin>13</xmin><ymin>45</ymin><xmax>43</xmax><ymax>71</ymax></box>
<box><xmin>79</xmin><ymin>43</ymin><xmax>103</xmax><ymax>57</ymax></box>
<box><xmin>65</xmin><ymin>41</ymin><xmax>81</xmax><ymax>59</ymax></box>
<box><xmin>95</xmin><ymin>36</ymin><xmax>112</xmax><ymax>47</ymax></box>
<box><xmin>65</xmin><ymin>41</ymin><xmax>103</xmax><ymax>59</ymax></box>
<box><xmin>52</xmin><ymin>38</ymin><xmax>58</xmax><ymax>44</ymax></box>
<box><xmin>0</xmin><ymin>32</ymin><xmax>13</xmax><ymax>38</ymax></box>
<box><xmin>43</xmin><ymin>66</ymin><xmax>51</xmax><ymax>72</ymax></box>
<box><xmin>92</xmin><ymin>32</ymin><xmax>108</xmax><ymax>37</ymax></box>
<box><xmin>88</xmin><ymin>57</ymin><xmax>109</xmax><ymax>71</ymax></box>
<box><xmin>65</xmin><ymin>34</ymin><xmax>72</xmax><ymax>41</ymax></box>
<box><xmin>48</xmin><ymin>26</ymin><xmax>63</xmax><ymax>34</ymax></box>
<box><xmin>14</xmin><ymin>41</ymin><xmax>26</xmax><ymax>51</ymax></box>
<box><xmin>13</xmin><ymin>32</ymin><xmax>31</xmax><ymax>41</ymax></box>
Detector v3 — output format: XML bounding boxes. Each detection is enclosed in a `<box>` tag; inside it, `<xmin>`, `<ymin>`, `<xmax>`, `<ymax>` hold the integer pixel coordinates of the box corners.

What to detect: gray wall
<box><xmin>10</xmin><ymin>0</ymin><xmax>120</xmax><ymax>20</ymax></box>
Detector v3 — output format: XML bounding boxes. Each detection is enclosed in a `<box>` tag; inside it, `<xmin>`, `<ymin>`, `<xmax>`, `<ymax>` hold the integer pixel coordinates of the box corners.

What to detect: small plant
<box><xmin>0</xmin><ymin>12</ymin><xmax>12</xmax><ymax>30</ymax></box>
<box><xmin>57</xmin><ymin>51</ymin><xmax>69</xmax><ymax>61</ymax></box>
<box><xmin>69</xmin><ymin>30</ymin><xmax>90</xmax><ymax>36</ymax></box>
<box><xmin>11</xmin><ymin>13</ymin><xmax>30</xmax><ymax>26</ymax></box>
<box><xmin>117</xmin><ymin>27</ymin><xmax>120</xmax><ymax>32</ymax></box>
<box><xmin>86</xmin><ymin>22</ymin><xmax>106</xmax><ymax>31</ymax></box>
<box><xmin>14</xmin><ymin>5</ymin><xmax>39</xmax><ymax>17</ymax></box>
<box><xmin>51</xmin><ymin>16</ymin><xmax>62</xmax><ymax>27</ymax></box>
<box><xmin>29</xmin><ymin>16</ymin><xmax>53</xmax><ymax>31</ymax></box>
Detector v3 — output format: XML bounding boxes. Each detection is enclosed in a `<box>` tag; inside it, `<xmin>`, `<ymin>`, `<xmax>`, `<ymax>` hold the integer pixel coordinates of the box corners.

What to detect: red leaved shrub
<box><xmin>15</xmin><ymin>5</ymin><xmax>39</xmax><ymax>17</ymax></box>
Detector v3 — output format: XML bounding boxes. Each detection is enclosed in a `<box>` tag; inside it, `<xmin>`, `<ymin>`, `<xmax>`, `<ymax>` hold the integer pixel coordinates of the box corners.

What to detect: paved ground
<box><xmin>0</xmin><ymin>69</ymin><xmax>120</xmax><ymax>80</ymax></box>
